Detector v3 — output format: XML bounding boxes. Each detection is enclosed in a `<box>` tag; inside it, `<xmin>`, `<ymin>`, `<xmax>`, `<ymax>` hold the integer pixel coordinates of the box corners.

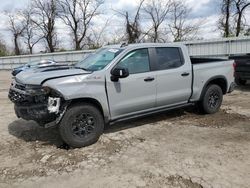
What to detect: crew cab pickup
<box><xmin>8</xmin><ymin>43</ymin><xmax>235</xmax><ymax>148</ymax></box>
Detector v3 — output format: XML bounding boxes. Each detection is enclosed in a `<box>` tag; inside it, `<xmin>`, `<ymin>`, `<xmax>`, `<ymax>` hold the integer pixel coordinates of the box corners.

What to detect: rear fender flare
<box><xmin>199</xmin><ymin>75</ymin><xmax>228</xmax><ymax>101</ymax></box>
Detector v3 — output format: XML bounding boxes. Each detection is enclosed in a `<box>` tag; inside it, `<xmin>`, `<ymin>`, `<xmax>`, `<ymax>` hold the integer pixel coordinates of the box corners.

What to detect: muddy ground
<box><xmin>0</xmin><ymin>70</ymin><xmax>250</xmax><ymax>188</ymax></box>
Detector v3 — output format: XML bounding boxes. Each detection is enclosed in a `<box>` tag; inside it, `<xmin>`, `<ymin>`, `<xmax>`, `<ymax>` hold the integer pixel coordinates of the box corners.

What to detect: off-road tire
<box><xmin>59</xmin><ymin>103</ymin><xmax>104</xmax><ymax>148</ymax></box>
<box><xmin>199</xmin><ymin>84</ymin><xmax>223</xmax><ymax>114</ymax></box>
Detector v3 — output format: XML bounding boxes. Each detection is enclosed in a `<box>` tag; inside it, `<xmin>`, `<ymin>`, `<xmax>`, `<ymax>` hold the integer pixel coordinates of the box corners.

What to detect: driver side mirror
<box><xmin>111</xmin><ymin>67</ymin><xmax>129</xmax><ymax>82</ymax></box>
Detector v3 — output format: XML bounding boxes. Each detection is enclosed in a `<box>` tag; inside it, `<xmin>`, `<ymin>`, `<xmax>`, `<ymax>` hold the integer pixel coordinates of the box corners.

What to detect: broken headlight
<box><xmin>41</xmin><ymin>86</ymin><xmax>51</xmax><ymax>94</ymax></box>
<box><xmin>25</xmin><ymin>84</ymin><xmax>44</xmax><ymax>95</ymax></box>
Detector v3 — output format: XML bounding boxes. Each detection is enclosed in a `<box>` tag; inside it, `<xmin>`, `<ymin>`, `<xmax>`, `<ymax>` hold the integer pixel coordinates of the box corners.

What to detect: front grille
<box><xmin>9</xmin><ymin>89</ymin><xmax>48</xmax><ymax>105</ymax></box>
<box><xmin>8</xmin><ymin>89</ymin><xmax>31</xmax><ymax>104</ymax></box>
<box><xmin>15</xmin><ymin>83</ymin><xmax>25</xmax><ymax>90</ymax></box>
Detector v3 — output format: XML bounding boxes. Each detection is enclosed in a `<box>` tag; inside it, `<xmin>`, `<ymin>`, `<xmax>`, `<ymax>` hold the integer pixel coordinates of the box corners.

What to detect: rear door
<box><xmin>154</xmin><ymin>47</ymin><xmax>192</xmax><ymax>107</ymax></box>
<box><xmin>106</xmin><ymin>48</ymin><xmax>157</xmax><ymax>119</ymax></box>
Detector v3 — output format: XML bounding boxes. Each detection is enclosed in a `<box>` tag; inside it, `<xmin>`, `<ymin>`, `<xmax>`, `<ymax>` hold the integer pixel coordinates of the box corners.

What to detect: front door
<box><xmin>106</xmin><ymin>48</ymin><xmax>157</xmax><ymax>119</ymax></box>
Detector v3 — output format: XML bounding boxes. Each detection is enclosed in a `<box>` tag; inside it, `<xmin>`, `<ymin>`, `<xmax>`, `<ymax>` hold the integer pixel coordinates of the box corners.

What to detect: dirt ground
<box><xmin>0</xmin><ymin>70</ymin><xmax>250</xmax><ymax>188</ymax></box>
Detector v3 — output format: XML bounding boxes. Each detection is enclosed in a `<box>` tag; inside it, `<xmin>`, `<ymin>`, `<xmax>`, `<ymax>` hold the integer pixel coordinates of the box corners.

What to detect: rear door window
<box><xmin>155</xmin><ymin>47</ymin><xmax>184</xmax><ymax>70</ymax></box>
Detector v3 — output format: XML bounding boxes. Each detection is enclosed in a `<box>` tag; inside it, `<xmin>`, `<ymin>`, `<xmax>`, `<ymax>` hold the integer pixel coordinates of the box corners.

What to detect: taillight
<box><xmin>233</xmin><ymin>61</ymin><xmax>237</xmax><ymax>69</ymax></box>
<box><xmin>233</xmin><ymin>61</ymin><xmax>237</xmax><ymax>77</ymax></box>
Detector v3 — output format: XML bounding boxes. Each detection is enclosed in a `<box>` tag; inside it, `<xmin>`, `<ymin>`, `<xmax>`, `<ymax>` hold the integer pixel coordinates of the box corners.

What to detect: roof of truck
<box><xmin>103</xmin><ymin>43</ymin><xmax>184</xmax><ymax>50</ymax></box>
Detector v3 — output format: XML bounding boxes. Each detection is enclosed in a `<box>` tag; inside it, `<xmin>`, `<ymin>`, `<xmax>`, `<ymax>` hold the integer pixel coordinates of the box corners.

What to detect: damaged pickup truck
<box><xmin>9</xmin><ymin>43</ymin><xmax>235</xmax><ymax>148</ymax></box>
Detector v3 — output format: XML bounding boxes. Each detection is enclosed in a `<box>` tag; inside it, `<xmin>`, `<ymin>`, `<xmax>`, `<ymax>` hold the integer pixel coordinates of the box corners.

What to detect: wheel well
<box><xmin>69</xmin><ymin>98</ymin><xmax>104</xmax><ymax>118</ymax></box>
<box><xmin>206</xmin><ymin>78</ymin><xmax>228</xmax><ymax>94</ymax></box>
<box><xmin>199</xmin><ymin>77</ymin><xmax>228</xmax><ymax>101</ymax></box>
<box><xmin>209</xmin><ymin>78</ymin><xmax>227</xmax><ymax>94</ymax></box>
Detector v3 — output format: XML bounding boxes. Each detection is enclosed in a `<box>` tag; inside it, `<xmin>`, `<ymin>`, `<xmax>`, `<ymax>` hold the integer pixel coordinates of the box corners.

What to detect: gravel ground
<box><xmin>0</xmin><ymin>70</ymin><xmax>250</xmax><ymax>188</ymax></box>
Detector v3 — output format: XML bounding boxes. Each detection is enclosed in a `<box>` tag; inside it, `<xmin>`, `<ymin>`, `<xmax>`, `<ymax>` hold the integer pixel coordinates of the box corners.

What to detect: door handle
<box><xmin>181</xmin><ymin>72</ymin><xmax>190</xmax><ymax>77</ymax></box>
<box><xmin>144</xmin><ymin>77</ymin><xmax>155</xmax><ymax>82</ymax></box>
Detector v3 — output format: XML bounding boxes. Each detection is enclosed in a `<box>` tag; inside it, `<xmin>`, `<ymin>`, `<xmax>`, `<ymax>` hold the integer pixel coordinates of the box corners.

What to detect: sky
<box><xmin>0</xmin><ymin>0</ymin><xmax>247</xmax><ymax>52</ymax></box>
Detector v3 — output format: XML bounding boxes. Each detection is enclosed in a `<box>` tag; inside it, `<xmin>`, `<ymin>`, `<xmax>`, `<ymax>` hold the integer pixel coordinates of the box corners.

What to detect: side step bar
<box><xmin>109</xmin><ymin>103</ymin><xmax>195</xmax><ymax>125</ymax></box>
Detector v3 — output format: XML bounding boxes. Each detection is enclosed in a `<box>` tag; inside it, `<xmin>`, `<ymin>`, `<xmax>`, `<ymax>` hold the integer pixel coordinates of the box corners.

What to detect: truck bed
<box><xmin>190</xmin><ymin>59</ymin><xmax>235</xmax><ymax>101</ymax></box>
<box><xmin>190</xmin><ymin>57</ymin><xmax>228</xmax><ymax>64</ymax></box>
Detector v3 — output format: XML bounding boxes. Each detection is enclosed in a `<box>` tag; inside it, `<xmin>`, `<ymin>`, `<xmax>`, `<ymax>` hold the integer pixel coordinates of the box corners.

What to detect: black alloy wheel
<box><xmin>199</xmin><ymin>84</ymin><xmax>223</xmax><ymax>114</ymax></box>
<box><xmin>71</xmin><ymin>113</ymin><xmax>95</xmax><ymax>138</ymax></box>
<box><xmin>59</xmin><ymin>103</ymin><xmax>104</xmax><ymax>148</ymax></box>
<box><xmin>207</xmin><ymin>90</ymin><xmax>220</xmax><ymax>109</ymax></box>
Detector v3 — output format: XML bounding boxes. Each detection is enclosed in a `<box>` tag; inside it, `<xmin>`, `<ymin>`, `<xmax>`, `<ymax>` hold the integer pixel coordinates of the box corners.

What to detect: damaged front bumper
<box><xmin>14</xmin><ymin>103</ymin><xmax>57</xmax><ymax>124</ymax></box>
<box><xmin>8</xmin><ymin>82</ymin><xmax>67</xmax><ymax>127</ymax></box>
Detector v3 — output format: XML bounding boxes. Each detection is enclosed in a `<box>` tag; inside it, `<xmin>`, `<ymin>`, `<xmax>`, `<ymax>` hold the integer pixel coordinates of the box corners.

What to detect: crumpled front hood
<box><xmin>15</xmin><ymin>66</ymin><xmax>91</xmax><ymax>85</ymax></box>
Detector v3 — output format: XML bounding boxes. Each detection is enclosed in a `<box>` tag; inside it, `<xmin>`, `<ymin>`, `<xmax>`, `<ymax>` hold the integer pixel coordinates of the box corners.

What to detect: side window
<box><xmin>116</xmin><ymin>49</ymin><xmax>150</xmax><ymax>74</ymax></box>
<box><xmin>155</xmin><ymin>47</ymin><xmax>183</xmax><ymax>70</ymax></box>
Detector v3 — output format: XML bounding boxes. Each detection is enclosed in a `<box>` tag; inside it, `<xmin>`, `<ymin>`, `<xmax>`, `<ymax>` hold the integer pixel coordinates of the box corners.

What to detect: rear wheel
<box><xmin>59</xmin><ymin>103</ymin><xmax>104</xmax><ymax>148</ymax></box>
<box><xmin>235</xmin><ymin>78</ymin><xmax>247</xmax><ymax>85</ymax></box>
<box><xmin>199</xmin><ymin>84</ymin><xmax>223</xmax><ymax>114</ymax></box>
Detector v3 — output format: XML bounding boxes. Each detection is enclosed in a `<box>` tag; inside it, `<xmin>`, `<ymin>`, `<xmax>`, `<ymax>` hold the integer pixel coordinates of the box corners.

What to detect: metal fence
<box><xmin>0</xmin><ymin>50</ymin><xmax>94</xmax><ymax>70</ymax></box>
<box><xmin>183</xmin><ymin>36</ymin><xmax>250</xmax><ymax>57</ymax></box>
<box><xmin>1</xmin><ymin>36</ymin><xmax>250</xmax><ymax>70</ymax></box>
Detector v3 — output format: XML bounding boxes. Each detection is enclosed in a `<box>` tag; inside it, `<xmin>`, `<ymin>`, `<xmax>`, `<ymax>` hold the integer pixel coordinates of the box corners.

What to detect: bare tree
<box><xmin>32</xmin><ymin>0</ymin><xmax>59</xmax><ymax>52</ymax></box>
<box><xmin>0</xmin><ymin>36</ymin><xmax>8</xmax><ymax>56</ymax></box>
<box><xmin>126</xmin><ymin>0</ymin><xmax>145</xmax><ymax>43</ymax></box>
<box><xmin>22</xmin><ymin>8</ymin><xmax>42</xmax><ymax>54</ymax></box>
<box><xmin>218</xmin><ymin>0</ymin><xmax>233</xmax><ymax>37</ymax></box>
<box><xmin>245</xmin><ymin>27</ymin><xmax>250</xmax><ymax>35</ymax></box>
<box><xmin>106</xmin><ymin>27</ymin><xmax>125</xmax><ymax>45</ymax></box>
<box><xmin>234</xmin><ymin>0</ymin><xmax>250</xmax><ymax>36</ymax></box>
<box><xmin>59</xmin><ymin>0</ymin><xmax>103</xmax><ymax>50</ymax></box>
<box><xmin>115</xmin><ymin>0</ymin><xmax>144</xmax><ymax>43</ymax></box>
<box><xmin>6</xmin><ymin>12</ymin><xmax>25</xmax><ymax>55</ymax></box>
<box><xmin>87</xmin><ymin>18</ymin><xmax>110</xmax><ymax>49</ymax></box>
<box><xmin>143</xmin><ymin>0</ymin><xmax>171</xmax><ymax>42</ymax></box>
<box><xmin>169</xmin><ymin>1</ymin><xmax>201</xmax><ymax>42</ymax></box>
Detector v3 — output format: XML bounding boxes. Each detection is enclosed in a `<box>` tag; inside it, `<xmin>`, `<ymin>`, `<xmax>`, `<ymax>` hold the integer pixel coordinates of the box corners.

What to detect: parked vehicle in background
<box><xmin>8</xmin><ymin>43</ymin><xmax>235</xmax><ymax>148</ymax></box>
<box><xmin>11</xmin><ymin>60</ymin><xmax>60</xmax><ymax>76</ymax></box>
<box><xmin>229</xmin><ymin>55</ymin><xmax>250</xmax><ymax>85</ymax></box>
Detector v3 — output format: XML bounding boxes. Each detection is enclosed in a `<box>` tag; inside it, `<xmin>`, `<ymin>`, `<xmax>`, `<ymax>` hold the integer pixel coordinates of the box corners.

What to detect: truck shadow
<box><xmin>8</xmin><ymin>119</ymin><xmax>64</xmax><ymax>147</ymax></box>
<box><xmin>104</xmin><ymin>108</ymin><xmax>192</xmax><ymax>134</ymax></box>
<box><xmin>8</xmin><ymin>107</ymin><xmax>195</xmax><ymax>149</ymax></box>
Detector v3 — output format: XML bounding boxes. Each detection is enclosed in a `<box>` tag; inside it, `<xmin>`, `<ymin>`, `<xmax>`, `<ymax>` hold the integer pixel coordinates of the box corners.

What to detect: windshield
<box><xmin>75</xmin><ymin>48</ymin><xmax>123</xmax><ymax>71</ymax></box>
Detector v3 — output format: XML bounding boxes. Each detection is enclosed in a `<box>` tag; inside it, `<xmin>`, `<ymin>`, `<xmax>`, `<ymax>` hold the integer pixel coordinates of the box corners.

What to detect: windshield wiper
<box><xmin>74</xmin><ymin>66</ymin><xmax>90</xmax><ymax>71</ymax></box>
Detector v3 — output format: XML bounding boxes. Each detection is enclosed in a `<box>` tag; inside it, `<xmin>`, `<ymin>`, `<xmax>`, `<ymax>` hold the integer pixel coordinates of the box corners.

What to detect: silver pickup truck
<box><xmin>8</xmin><ymin>43</ymin><xmax>235</xmax><ymax>148</ymax></box>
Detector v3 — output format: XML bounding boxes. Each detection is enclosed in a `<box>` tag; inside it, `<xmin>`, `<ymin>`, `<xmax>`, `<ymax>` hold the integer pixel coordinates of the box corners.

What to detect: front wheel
<box><xmin>198</xmin><ymin>84</ymin><xmax>223</xmax><ymax>114</ymax></box>
<box><xmin>59</xmin><ymin>103</ymin><xmax>104</xmax><ymax>148</ymax></box>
